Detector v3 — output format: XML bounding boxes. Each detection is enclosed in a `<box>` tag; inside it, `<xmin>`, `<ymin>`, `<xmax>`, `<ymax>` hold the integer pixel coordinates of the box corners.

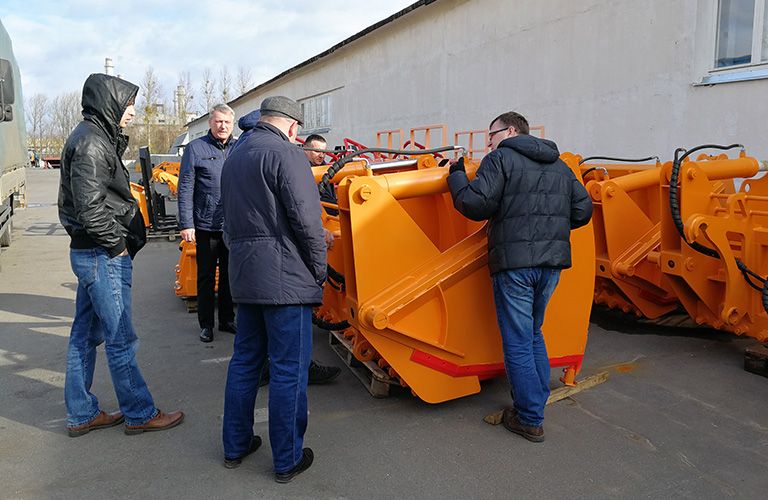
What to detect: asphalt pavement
<box><xmin>1</xmin><ymin>169</ymin><xmax>767</xmax><ymax>499</ymax></box>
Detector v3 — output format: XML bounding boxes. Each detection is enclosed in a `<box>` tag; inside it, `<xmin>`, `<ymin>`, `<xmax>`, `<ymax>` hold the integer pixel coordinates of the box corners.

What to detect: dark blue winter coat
<box><xmin>221</xmin><ymin>122</ymin><xmax>327</xmax><ymax>305</ymax></box>
<box><xmin>177</xmin><ymin>131</ymin><xmax>237</xmax><ymax>231</ymax></box>
<box><xmin>448</xmin><ymin>134</ymin><xmax>592</xmax><ymax>273</ymax></box>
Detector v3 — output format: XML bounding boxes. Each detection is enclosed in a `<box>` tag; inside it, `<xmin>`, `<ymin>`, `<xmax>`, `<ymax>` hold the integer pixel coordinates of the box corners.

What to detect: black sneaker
<box><xmin>274</xmin><ymin>448</ymin><xmax>314</xmax><ymax>483</ymax></box>
<box><xmin>199</xmin><ymin>327</ymin><xmax>214</xmax><ymax>343</ymax></box>
<box><xmin>308</xmin><ymin>360</ymin><xmax>341</xmax><ymax>385</ymax></box>
<box><xmin>224</xmin><ymin>435</ymin><xmax>262</xmax><ymax>469</ymax></box>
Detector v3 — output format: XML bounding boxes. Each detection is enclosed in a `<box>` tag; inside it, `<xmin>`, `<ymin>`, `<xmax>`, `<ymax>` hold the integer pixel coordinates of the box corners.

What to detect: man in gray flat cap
<box><xmin>220</xmin><ymin>96</ymin><xmax>325</xmax><ymax>483</ymax></box>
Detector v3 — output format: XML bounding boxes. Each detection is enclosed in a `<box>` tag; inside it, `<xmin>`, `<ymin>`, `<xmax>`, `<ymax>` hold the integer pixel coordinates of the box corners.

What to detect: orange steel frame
<box><xmin>570</xmin><ymin>150</ymin><xmax>768</xmax><ymax>341</ymax></box>
<box><xmin>312</xmin><ymin>154</ymin><xmax>595</xmax><ymax>403</ymax></box>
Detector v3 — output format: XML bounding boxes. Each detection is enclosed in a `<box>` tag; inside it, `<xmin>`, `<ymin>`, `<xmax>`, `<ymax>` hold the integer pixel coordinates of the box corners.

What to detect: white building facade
<box><xmin>187</xmin><ymin>0</ymin><xmax>768</xmax><ymax>161</ymax></box>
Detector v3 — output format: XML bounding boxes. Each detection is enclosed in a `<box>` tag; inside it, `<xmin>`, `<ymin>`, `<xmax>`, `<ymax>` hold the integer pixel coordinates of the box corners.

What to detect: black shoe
<box><xmin>308</xmin><ymin>360</ymin><xmax>341</xmax><ymax>385</ymax></box>
<box><xmin>258</xmin><ymin>358</ymin><xmax>270</xmax><ymax>387</ymax></box>
<box><xmin>274</xmin><ymin>448</ymin><xmax>314</xmax><ymax>483</ymax></box>
<box><xmin>224</xmin><ymin>435</ymin><xmax>262</xmax><ymax>469</ymax></box>
<box><xmin>199</xmin><ymin>327</ymin><xmax>214</xmax><ymax>343</ymax></box>
<box><xmin>219</xmin><ymin>321</ymin><xmax>237</xmax><ymax>334</ymax></box>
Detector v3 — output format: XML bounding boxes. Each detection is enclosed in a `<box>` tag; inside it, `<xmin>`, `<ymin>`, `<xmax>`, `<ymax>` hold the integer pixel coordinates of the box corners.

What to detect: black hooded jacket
<box><xmin>58</xmin><ymin>74</ymin><xmax>145</xmax><ymax>258</ymax></box>
<box><xmin>447</xmin><ymin>134</ymin><xmax>592</xmax><ymax>273</ymax></box>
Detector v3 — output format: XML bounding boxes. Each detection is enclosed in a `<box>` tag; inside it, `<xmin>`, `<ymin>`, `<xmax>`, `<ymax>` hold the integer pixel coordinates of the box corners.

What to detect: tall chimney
<box><xmin>176</xmin><ymin>85</ymin><xmax>187</xmax><ymax>122</ymax></box>
<box><xmin>105</xmin><ymin>57</ymin><xmax>114</xmax><ymax>76</ymax></box>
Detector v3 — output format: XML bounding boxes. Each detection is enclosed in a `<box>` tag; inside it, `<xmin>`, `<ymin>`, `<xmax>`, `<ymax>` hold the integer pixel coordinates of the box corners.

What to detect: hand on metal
<box><xmin>323</xmin><ymin>228</ymin><xmax>335</xmax><ymax>249</ymax></box>
<box><xmin>449</xmin><ymin>156</ymin><xmax>466</xmax><ymax>174</ymax></box>
<box><xmin>180</xmin><ymin>228</ymin><xmax>196</xmax><ymax>243</ymax></box>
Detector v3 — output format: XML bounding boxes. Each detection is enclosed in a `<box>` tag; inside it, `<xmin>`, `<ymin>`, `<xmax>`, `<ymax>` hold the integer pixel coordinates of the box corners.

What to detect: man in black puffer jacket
<box><xmin>448</xmin><ymin>111</ymin><xmax>592</xmax><ymax>443</ymax></box>
<box><xmin>58</xmin><ymin>73</ymin><xmax>183</xmax><ymax>437</ymax></box>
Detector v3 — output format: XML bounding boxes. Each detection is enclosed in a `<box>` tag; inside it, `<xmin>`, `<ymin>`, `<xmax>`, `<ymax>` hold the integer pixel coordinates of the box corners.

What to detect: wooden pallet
<box><xmin>744</xmin><ymin>344</ymin><xmax>768</xmax><ymax>378</ymax></box>
<box><xmin>182</xmin><ymin>298</ymin><xmax>197</xmax><ymax>313</ymax></box>
<box><xmin>483</xmin><ymin>371</ymin><xmax>610</xmax><ymax>425</ymax></box>
<box><xmin>328</xmin><ymin>329</ymin><xmax>403</xmax><ymax>398</ymax></box>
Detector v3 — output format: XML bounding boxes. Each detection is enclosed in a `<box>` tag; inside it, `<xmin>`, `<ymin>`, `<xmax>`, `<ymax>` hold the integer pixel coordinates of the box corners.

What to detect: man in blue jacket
<box><xmin>221</xmin><ymin>96</ymin><xmax>326</xmax><ymax>482</ymax></box>
<box><xmin>178</xmin><ymin>103</ymin><xmax>237</xmax><ymax>343</ymax></box>
<box><xmin>231</xmin><ymin>110</ymin><xmax>340</xmax><ymax>385</ymax></box>
<box><xmin>448</xmin><ymin>111</ymin><xmax>592</xmax><ymax>443</ymax></box>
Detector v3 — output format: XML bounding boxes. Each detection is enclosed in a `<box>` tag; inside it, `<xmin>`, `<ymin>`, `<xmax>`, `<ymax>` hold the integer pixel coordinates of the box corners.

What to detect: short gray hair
<box><xmin>209</xmin><ymin>103</ymin><xmax>235</xmax><ymax>118</ymax></box>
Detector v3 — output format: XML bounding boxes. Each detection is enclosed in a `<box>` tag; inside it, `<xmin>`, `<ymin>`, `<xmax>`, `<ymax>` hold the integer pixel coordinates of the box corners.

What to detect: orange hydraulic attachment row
<box><xmin>570</xmin><ymin>149</ymin><xmax>768</xmax><ymax>341</ymax></box>
<box><xmin>312</xmin><ymin>154</ymin><xmax>595</xmax><ymax>403</ymax></box>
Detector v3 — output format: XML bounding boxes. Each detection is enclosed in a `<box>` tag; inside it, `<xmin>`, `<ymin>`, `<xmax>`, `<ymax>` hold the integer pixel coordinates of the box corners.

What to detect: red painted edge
<box><xmin>410</xmin><ymin>350</ymin><xmax>584</xmax><ymax>378</ymax></box>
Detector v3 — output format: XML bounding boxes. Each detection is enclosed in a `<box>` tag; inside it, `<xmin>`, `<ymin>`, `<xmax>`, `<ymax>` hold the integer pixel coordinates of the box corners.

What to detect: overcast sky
<box><xmin>1</xmin><ymin>0</ymin><xmax>416</xmax><ymax>110</ymax></box>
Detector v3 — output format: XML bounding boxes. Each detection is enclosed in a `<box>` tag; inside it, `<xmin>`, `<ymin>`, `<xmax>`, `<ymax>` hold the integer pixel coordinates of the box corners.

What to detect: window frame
<box><xmin>298</xmin><ymin>92</ymin><xmax>333</xmax><ymax>134</ymax></box>
<box><xmin>700</xmin><ymin>0</ymin><xmax>768</xmax><ymax>84</ymax></box>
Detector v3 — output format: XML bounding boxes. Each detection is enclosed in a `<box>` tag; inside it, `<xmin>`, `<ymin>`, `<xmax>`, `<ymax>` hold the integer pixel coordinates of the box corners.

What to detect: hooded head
<box><xmin>81</xmin><ymin>73</ymin><xmax>139</xmax><ymax>140</ymax></box>
<box><xmin>237</xmin><ymin>109</ymin><xmax>261</xmax><ymax>132</ymax></box>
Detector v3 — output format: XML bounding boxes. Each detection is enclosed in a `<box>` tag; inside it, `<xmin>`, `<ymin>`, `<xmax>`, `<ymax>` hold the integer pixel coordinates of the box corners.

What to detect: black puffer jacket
<box><xmin>447</xmin><ymin>134</ymin><xmax>592</xmax><ymax>273</ymax></box>
<box><xmin>58</xmin><ymin>74</ymin><xmax>145</xmax><ymax>258</ymax></box>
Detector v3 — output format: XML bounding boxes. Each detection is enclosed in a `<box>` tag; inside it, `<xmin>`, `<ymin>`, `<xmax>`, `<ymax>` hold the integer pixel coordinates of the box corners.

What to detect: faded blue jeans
<box><xmin>492</xmin><ymin>267</ymin><xmax>561</xmax><ymax>428</ymax></box>
<box><xmin>65</xmin><ymin>248</ymin><xmax>157</xmax><ymax>427</ymax></box>
<box><xmin>223</xmin><ymin>303</ymin><xmax>312</xmax><ymax>473</ymax></box>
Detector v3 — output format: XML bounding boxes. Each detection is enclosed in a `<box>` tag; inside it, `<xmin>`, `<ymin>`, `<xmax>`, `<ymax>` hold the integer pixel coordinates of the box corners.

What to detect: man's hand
<box><xmin>323</xmin><ymin>228</ymin><xmax>335</xmax><ymax>250</ymax></box>
<box><xmin>118</xmin><ymin>249</ymin><xmax>129</xmax><ymax>257</ymax></box>
<box><xmin>449</xmin><ymin>156</ymin><xmax>466</xmax><ymax>174</ymax></box>
<box><xmin>180</xmin><ymin>228</ymin><xmax>196</xmax><ymax>243</ymax></box>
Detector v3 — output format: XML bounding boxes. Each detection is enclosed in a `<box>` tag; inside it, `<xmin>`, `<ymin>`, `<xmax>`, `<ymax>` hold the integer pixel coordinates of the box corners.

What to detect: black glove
<box><xmin>449</xmin><ymin>157</ymin><xmax>465</xmax><ymax>174</ymax></box>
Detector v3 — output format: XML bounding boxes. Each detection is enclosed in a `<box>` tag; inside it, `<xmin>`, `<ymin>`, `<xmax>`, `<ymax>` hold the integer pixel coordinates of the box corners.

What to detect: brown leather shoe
<box><xmin>124</xmin><ymin>410</ymin><xmax>185</xmax><ymax>435</ymax></box>
<box><xmin>502</xmin><ymin>408</ymin><xmax>545</xmax><ymax>442</ymax></box>
<box><xmin>68</xmin><ymin>410</ymin><xmax>124</xmax><ymax>437</ymax></box>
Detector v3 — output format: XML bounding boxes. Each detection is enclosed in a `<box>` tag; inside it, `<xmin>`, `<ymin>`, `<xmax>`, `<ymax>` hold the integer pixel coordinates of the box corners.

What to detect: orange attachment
<box><xmin>315</xmin><ymin>155</ymin><xmax>595</xmax><ymax>403</ymax></box>
<box><xmin>174</xmin><ymin>239</ymin><xmax>220</xmax><ymax>299</ymax></box>
<box><xmin>572</xmin><ymin>150</ymin><xmax>768</xmax><ymax>341</ymax></box>
<box><xmin>129</xmin><ymin>182</ymin><xmax>150</xmax><ymax>227</ymax></box>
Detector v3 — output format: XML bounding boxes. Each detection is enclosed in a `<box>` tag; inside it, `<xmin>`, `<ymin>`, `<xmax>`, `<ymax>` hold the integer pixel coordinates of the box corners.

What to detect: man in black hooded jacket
<box><xmin>58</xmin><ymin>73</ymin><xmax>183</xmax><ymax>437</ymax></box>
<box><xmin>447</xmin><ymin>111</ymin><xmax>592</xmax><ymax>443</ymax></box>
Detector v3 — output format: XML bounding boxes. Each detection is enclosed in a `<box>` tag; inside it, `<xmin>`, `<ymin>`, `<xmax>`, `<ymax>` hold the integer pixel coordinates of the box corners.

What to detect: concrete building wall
<box><xmin>188</xmin><ymin>0</ymin><xmax>768</xmax><ymax>160</ymax></box>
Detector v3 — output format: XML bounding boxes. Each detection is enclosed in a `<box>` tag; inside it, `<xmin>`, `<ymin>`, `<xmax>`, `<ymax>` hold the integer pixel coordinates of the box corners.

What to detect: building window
<box><xmin>715</xmin><ymin>0</ymin><xmax>768</xmax><ymax>68</ymax></box>
<box><xmin>299</xmin><ymin>93</ymin><xmax>331</xmax><ymax>132</ymax></box>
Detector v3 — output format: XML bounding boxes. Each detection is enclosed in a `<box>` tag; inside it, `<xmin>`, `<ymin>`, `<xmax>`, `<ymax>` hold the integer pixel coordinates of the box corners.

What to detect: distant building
<box><xmin>187</xmin><ymin>0</ymin><xmax>768</xmax><ymax>160</ymax></box>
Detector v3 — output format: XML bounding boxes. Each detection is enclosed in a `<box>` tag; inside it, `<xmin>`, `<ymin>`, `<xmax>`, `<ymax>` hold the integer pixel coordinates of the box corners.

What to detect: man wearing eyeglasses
<box><xmin>220</xmin><ymin>96</ymin><xmax>326</xmax><ymax>482</ymax></box>
<box><xmin>447</xmin><ymin>111</ymin><xmax>592</xmax><ymax>443</ymax></box>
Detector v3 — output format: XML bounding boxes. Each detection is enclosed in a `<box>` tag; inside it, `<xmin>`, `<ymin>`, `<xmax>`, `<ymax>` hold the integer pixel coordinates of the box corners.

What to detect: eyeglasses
<box><xmin>488</xmin><ymin>126</ymin><xmax>510</xmax><ymax>139</ymax></box>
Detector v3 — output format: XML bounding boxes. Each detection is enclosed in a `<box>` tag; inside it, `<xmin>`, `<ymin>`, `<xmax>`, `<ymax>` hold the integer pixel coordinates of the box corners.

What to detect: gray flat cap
<box><xmin>260</xmin><ymin>96</ymin><xmax>303</xmax><ymax>126</ymax></box>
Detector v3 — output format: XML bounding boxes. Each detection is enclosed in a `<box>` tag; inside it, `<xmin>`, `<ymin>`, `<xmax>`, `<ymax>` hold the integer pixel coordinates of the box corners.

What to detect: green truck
<box><xmin>0</xmin><ymin>19</ymin><xmax>28</xmax><ymax>248</ymax></box>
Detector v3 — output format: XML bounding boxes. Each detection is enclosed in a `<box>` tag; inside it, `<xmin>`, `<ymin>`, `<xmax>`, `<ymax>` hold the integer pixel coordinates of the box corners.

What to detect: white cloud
<box><xmin>1</xmin><ymin>0</ymin><xmax>417</xmax><ymax>108</ymax></box>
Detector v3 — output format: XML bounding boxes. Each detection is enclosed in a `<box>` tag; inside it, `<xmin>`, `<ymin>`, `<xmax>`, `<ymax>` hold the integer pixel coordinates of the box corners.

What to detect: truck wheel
<box><xmin>0</xmin><ymin>219</ymin><xmax>12</xmax><ymax>247</ymax></box>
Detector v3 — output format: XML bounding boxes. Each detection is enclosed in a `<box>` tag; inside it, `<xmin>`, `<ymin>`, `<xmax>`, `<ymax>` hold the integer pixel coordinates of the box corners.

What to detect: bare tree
<box><xmin>201</xmin><ymin>67</ymin><xmax>215</xmax><ymax>113</ymax></box>
<box><xmin>219</xmin><ymin>66</ymin><xmax>231</xmax><ymax>103</ymax></box>
<box><xmin>25</xmin><ymin>93</ymin><xmax>49</xmax><ymax>157</ymax></box>
<box><xmin>49</xmin><ymin>91</ymin><xmax>81</xmax><ymax>153</ymax></box>
<box><xmin>139</xmin><ymin>67</ymin><xmax>163</xmax><ymax>149</ymax></box>
<box><xmin>177</xmin><ymin>71</ymin><xmax>194</xmax><ymax>121</ymax></box>
<box><xmin>236</xmin><ymin>66</ymin><xmax>253</xmax><ymax>95</ymax></box>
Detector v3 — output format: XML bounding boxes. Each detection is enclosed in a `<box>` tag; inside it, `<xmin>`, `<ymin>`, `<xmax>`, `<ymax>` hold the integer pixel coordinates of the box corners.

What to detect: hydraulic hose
<box><xmin>579</xmin><ymin>155</ymin><xmax>659</xmax><ymax>165</ymax></box>
<box><xmin>312</xmin><ymin>313</ymin><xmax>350</xmax><ymax>331</ymax></box>
<box><xmin>666</xmin><ymin>143</ymin><xmax>768</xmax><ymax>314</ymax></box>
<box><xmin>318</xmin><ymin>145</ymin><xmax>462</xmax><ymax>200</ymax></box>
<box><xmin>668</xmin><ymin>144</ymin><xmax>742</xmax><ymax>258</ymax></box>
<box><xmin>327</xmin><ymin>264</ymin><xmax>345</xmax><ymax>287</ymax></box>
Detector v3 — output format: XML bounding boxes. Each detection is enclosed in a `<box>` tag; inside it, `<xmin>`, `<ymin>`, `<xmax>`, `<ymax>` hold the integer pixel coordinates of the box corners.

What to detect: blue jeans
<box><xmin>65</xmin><ymin>248</ymin><xmax>157</xmax><ymax>427</ymax></box>
<box><xmin>223</xmin><ymin>303</ymin><xmax>312</xmax><ymax>473</ymax></box>
<box><xmin>492</xmin><ymin>267</ymin><xmax>561</xmax><ymax>428</ymax></box>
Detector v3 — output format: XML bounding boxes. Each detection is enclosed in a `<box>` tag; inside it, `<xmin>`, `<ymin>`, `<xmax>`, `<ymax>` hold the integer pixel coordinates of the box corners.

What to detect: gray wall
<box><xmin>189</xmin><ymin>0</ymin><xmax>768</xmax><ymax>161</ymax></box>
